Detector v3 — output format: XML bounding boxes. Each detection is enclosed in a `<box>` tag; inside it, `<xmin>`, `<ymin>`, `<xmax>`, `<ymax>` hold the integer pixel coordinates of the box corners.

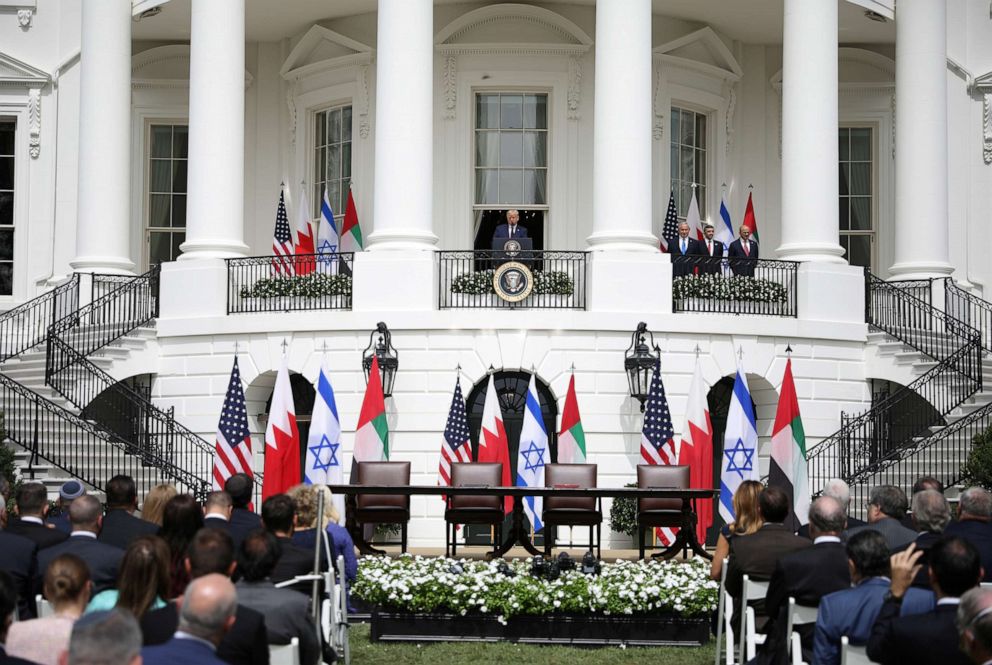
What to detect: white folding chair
<box><xmin>840</xmin><ymin>635</ymin><xmax>875</xmax><ymax>665</ymax></box>
<box><xmin>981</xmin><ymin>582</ymin><xmax>992</xmax><ymax>589</ymax></box>
<box><xmin>785</xmin><ymin>597</ymin><xmax>818</xmax><ymax>665</ymax></box>
<box><xmin>35</xmin><ymin>595</ymin><xmax>54</xmax><ymax>618</ymax></box>
<box><xmin>269</xmin><ymin>637</ymin><xmax>300</xmax><ymax>665</ymax></box>
<box><xmin>713</xmin><ymin>558</ymin><xmax>735</xmax><ymax>665</ymax></box>
<box><xmin>740</xmin><ymin>575</ymin><xmax>770</xmax><ymax>664</ymax></box>
<box><xmin>333</xmin><ymin>553</ymin><xmax>351</xmax><ymax>665</ymax></box>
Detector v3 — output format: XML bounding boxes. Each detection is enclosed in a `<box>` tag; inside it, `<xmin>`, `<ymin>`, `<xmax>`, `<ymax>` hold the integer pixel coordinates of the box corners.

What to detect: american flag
<box><xmin>212</xmin><ymin>357</ymin><xmax>253</xmax><ymax>491</ymax></box>
<box><xmin>438</xmin><ymin>378</ymin><xmax>473</xmax><ymax>492</ymax></box>
<box><xmin>271</xmin><ymin>190</ymin><xmax>294</xmax><ymax>275</ymax></box>
<box><xmin>640</xmin><ymin>359</ymin><xmax>680</xmax><ymax>545</ymax></box>
<box><xmin>659</xmin><ymin>191</ymin><xmax>679</xmax><ymax>253</ymax></box>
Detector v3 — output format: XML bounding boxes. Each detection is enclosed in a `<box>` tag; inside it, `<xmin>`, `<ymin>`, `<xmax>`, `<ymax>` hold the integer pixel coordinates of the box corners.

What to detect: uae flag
<box><xmin>743</xmin><ymin>191</ymin><xmax>760</xmax><ymax>243</ymax></box>
<box><xmin>557</xmin><ymin>374</ymin><xmax>586</xmax><ymax>464</ymax></box>
<box><xmin>354</xmin><ymin>355</ymin><xmax>389</xmax><ymax>466</ymax></box>
<box><xmin>262</xmin><ymin>356</ymin><xmax>300</xmax><ymax>500</ymax></box>
<box><xmin>679</xmin><ymin>358</ymin><xmax>713</xmax><ymax>545</ymax></box>
<box><xmin>340</xmin><ymin>188</ymin><xmax>364</xmax><ymax>252</ymax></box>
<box><xmin>477</xmin><ymin>373</ymin><xmax>512</xmax><ymax>513</ymax></box>
<box><xmin>769</xmin><ymin>358</ymin><xmax>810</xmax><ymax>531</ymax></box>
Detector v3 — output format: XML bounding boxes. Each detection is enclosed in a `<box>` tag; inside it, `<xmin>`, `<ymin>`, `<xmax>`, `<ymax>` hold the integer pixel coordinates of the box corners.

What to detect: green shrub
<box><xmin>0</xmin><ymin>412</ymin><xmax>21</xmax><ymax>512</ymax></box>
<box><xmin>240</xmin><ymin>272</ymin><xmax>352</xmax><ymax>299</ymax></box>
<box><xmin>450</xmin><ymin>269</ymin><xmax>574</xmax><ymax>296</ymax></box>
<box><xmin>961</xmin><ymin>425</ymin><xmax>992</xmax><ymax>492</ymax></box>
<box><xmin>608</xmin><ymin>482</ymin><xmax>639</xmax><ymax>537</ymax></box>
<box><xmin>673</xmin><ymin>274</ymin><xmax>788</xmax><ymax>303</ymax></box>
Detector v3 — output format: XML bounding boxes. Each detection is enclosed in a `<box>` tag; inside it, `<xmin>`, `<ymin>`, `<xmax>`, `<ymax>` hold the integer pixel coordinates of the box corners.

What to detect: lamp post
<box><xmin>362</xmin><ymin>321</ymin><xmax>398</xmax><ymax>397</ymax></box>
<box><xmin>624</xmin><ymin>322</ymin><xmax>660</xmax><ymax>412</ymax></box>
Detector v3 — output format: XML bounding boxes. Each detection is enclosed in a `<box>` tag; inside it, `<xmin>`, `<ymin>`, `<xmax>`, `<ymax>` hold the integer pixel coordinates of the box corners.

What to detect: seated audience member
<box><xmin>224</xmin><ymin>474</ymin><xmax>261</xmax><ymax>549</ymax></box>
<box><xmin>797</xmin><ymin>478</ymin><xmax>865</xmax><ymax>538</ymax></box>
<box><xmin>47</xmin><ymin>481</ymin><xmax>85</xmax><ymax>534</ymax></box>
<box><xmin>140</xmin><ymin>574</ymin><xmax>237</xmax><ymax>665</ymax></box>
<box><xmin>710</xmin><ymin>479</ymin><xmax>763</xmax><ymax>581</ymax></box>
<box><xmin>140</xmin><ymin>485</ymin><xmax>178</xmax><ymax>528</ymax></box>
<box><xmin>236</xmin><ymin>530</ymin><xmax>320</xmax><ymax>665</ymax></box>
<box><xmin>62</xmin><ymin>609</ymin><xmax>143</xmax><ymax>665</ymax></box>
<box><xmin>867</xmin><ymin>537</ymin><xmax>982</xmax><ymax>665</ymax></box>
<box><xmin>202</xmin><ymin>492</ymin><xmax>234</xmax><ymax>534</ymax></box>
<box><xmin>6</xmin><ymin>554</ymin><xmax>90</xmax><ymax>665</ymax></box>
<box><xmin>143</xmin><ymin>528</ymin><xmax>269</xmax><ymax>665</ymax></box>
<box><xmin>0</xmin><ymin>571</ymin><xmax>38</xmax><ymax>665</ymax></box>
<box><xmin>87</xmin><ymin>535</ymin><xmax>169</xmax><ymax>619</ymax></box>
<box><xmin>98</xmin><ymin>475</ymin><xmax>158</xmax><ymax>550</ymax></box>
<box><xmin>896</xmin><ymin>489</ymin><xmax>952</xmax><ymax>589</ymax></box>
<box><xmin>755</xmin><ymin>496</ymin><xmax>852</xmax><ymax>665</ymax></box>
<box><xmin>845</xmin><ymin>485</ymin><xmax>917</xmax><ymax>551</ymax></box>
<box><xmin>261</xmin><ymin>495</ymin><xmax>312</xmax><ymax>588</ymax></box>
<box><xmin>0</xmin><ymin>528</ymin><xmax>37</xmax><ymax>620</ymax></box>
<box><xmin>288</xmin><ymin>484</ymin><xmax>357</xmax><ymax>607</ymax></box>
<box><xmin>956</xmin><ymin>586</ymin><xmax>992</xmax><ymax>665</ymax></box>
<box><xmin>726</xmin><ymin>487</ymin><xmax>810</xmax><ymax>627</ymax></box>
<box><xmin>38</xmin><ymin>495</ymin><xmax>124</xmax><ymax>595</ymax></box>
<box><xmin>7</xmin><ymin>482</ymin><xmax>69</xmax><ymax>550</ymax></box>
<box><xmin>159</xmin><ymin>495</ymin><xmax>204</xmax><ymax>599</ymax></box>
<box><xmin>903</xmin><ymin>476</ymin><xmax>946</xmax><ymax>529</ymax></box>
<box><xmin>945</xmin><ymin>487</ymin><xmax>992</xmax><ymax>582</ymax></box>
<box><xmin>814</xmin><ymin>530</ymin><xmax>934</xmax><ymax>665</ymax></box>
<box><xmin>0</xmin><ymin>476</ymin><xmax>10</xmax><ymax>529</ymax></box>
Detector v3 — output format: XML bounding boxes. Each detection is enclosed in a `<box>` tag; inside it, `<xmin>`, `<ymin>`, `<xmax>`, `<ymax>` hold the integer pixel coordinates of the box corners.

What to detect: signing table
<box><xmin>327</xmin><ymin>484</ymin><xmax>717</xmax><ymax>560</ymax></box>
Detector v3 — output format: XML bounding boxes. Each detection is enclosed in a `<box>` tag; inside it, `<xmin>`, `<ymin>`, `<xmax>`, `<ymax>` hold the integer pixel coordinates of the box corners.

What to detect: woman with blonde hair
<box><xmin>287</xmin><ymin>483</ymin><xmax>358</xmax><ymax>609</ymax></box>
<box><xmin>140</xmin><ymin>484</ymin><xmax>177</xmax><ymax>526</ymax></box>
<box><xmin>710</xmin><ymin>479</ymin><xmax>764</xmax><ymax>580</ymax></box>
<box><xmin>6</xmin><ymin>553</ymin><xmax>91</xmax><ymax>665</ymax></box>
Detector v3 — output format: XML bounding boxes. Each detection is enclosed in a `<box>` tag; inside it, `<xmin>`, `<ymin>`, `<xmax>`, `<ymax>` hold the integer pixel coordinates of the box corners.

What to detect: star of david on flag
<box><xmin>305</xmin><ymin>353</ymin><xmax>345</xmax><ymax>524</ymax></box>
<box><xmin>316</xmin><ymin>187</ymin><xmax>340</xmax><ymax>274</ymax></box>
<box><xmin>719</xmin><ymin>363</ymin><xmax>760</xmax><ymax>524</ymax></box>
<box><xmin>516</xmin><ymin>373</ymin><xmax>548</xmax><ymax>532</ymax></box>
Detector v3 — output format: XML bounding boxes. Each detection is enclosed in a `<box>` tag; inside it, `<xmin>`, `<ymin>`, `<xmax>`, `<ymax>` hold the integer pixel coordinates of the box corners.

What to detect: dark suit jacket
<box><xmin>98</xmin><ymin>509</ymin><xmax>158</xmax><ymax>550</ymax></box>
<box><xmin>6</xmin><ymin>517</ymin><xmax>69</xmax><ymax>551</ymax></box>
<box><xmin>203</xmin><ymin>515</ymin><xmax>233</xmax><ymax>536</ymax></box>
<box><xmin>944</xmin><ymin>519</ymin><xmax>992</xmax><ymax>582</ymax></box>
<box><xmin>37</xmin><ymin>533</ymin><xmax>124</xmax><ymax>595</ymax></box>
<box><xmin>693</xmin><ymin>238</ymin><xmax>725</xmax><ymax>275</ymax></box>
<box><xmin>271</xmin><ymin>537</ymin><xmax>316</xmax><ymax>593</ymax></box>
<box><xmin>141</xmin><ymin>635</ymin><xmax>229</xmax><ymax>665</ymax></box>
<box><xmin>235</xmin><ymin>581</ymin><xmax>320</xmax><ymax>665</ymax></box>
<box><xmin>726</xmin><ymin>523</ymin><xmax>811</xmax><ymax>624</ymax></box>
<box><xmin>0</xmin><ymin>645</ymin><xmax>38</xmax><ymax>665</ymax></box>
<box><xmin>797</xmin><ymin>515</ymin><xmax>865</xmax><ymax>539</ymax></box>
<box><xmin>814</xmin><ymin>577</ymin><xmax>935</xmax><ymax>665</ymax></box>
<box><xmin>727</xmin><ymin>238</ymin><xmax>759</xmax><ymax>276</ymax></box>
<box><xmin>142</xmin><ymin>601</ymin><xmax>270</xmax><ymax>665</ymax></box>
<box><xmin>893</xmin><ymin>531</ymin><xmax>942</xmax><ymax>589</ymax></box>
<box><xmin>845</xmin><ymin>517</ymin><xmax>917</xmax><ymax>552</ymax></box>
<box><xmin>46</xmin><ymin>513</ymin><xmax>71</xmax><ymax>534</ymax></box>
<box><xmin>671</xmin><ymin>237</ymin><xmax>701</xmax><ymax>277</ymax></box>
<box><xmin>228</xmin><ymin>509</ymin><xmax>261</xmax><ymax>550</ymax></box>
<box><xmin>492</xmin><ymin>223</ymin><xmax>527</xmax><ymax>239</ymax></box>
<box><xmin>756</xmin><ymin>540</ymin><xmax>851</xmax><ymax>665</ymax></box>
<box><xmin>867</xmin><ymin>600</ymin><xmax>969</xmax><ymax>665</ymax></box>
<box><xmin>0</xmin><ymin>532</ymin><xmax>37</xmax><ymax>620</ymax></box>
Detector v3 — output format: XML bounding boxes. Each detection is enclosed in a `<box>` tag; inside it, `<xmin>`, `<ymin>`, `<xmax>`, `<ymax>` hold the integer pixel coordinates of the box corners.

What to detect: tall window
<box><xmin>0</xmin><ymin>120</ymin><xmax>14</xmax><ymax>296</ymax></box>
<box><xmin>670</xmin><ymin>107</ymin><xmax>707</xmax><ymax>218</ymax></box>
<box><xmin>839</xmin><ymin>127</ymin><xmax>874</xmax><ymax>269</ymax></box>
<box><xmin>147</xmin><ymin>124</ymin><xmax>188</xmax><ymax>266</ymax></box>
<box><xmin>313</xmin><ymin>106</ymin><xmax>352</xmax><ymax>218</ymax></box>
<box><xmin>474</xmin><ymin>93</ymin><xmax>548</xmax><ymax>207</ymax></box>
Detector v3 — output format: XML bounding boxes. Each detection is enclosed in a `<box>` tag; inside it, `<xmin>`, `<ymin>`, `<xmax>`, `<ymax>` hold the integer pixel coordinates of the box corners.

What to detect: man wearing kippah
<box><xmin>47</xmin><ymin>480</ymin><xmax>85</xmax><ymax>534</ymax></box>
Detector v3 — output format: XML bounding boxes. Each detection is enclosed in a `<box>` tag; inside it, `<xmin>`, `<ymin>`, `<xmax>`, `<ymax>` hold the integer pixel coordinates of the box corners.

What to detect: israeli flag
<box><xmin>516</xmin><ymin>373</ymin><xmax>548</xmax><ymax>532</ymax></box>
<box><xmin>719</xmin><ymin>365</ymin><xmax>760</xmax><ymax>524</ymax></box>
<box><xmin>716</xmin><ymin>194</ymin><xmax>735</xmax><ymax>246</ymax></box>
<box><xmin>305</xmin><ymin>354</ymin><xmax>345</xmax><ymax>524</ymax></box>
<box><xmin>316</xmin><ymin>188</ymin><xmax>339</xmax><ymax>274</ymax></box>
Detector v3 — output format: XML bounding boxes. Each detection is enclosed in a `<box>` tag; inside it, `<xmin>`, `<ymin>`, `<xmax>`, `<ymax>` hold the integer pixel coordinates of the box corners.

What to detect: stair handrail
<box><xmin>945</xmin><ymin>279</ymin><xmax>992</xmax><ymax>353</ymax></box>
<box><xmin>0</xmin><ymin>275</ymin><xmax>80</xmax><ymax>363</ymax></box>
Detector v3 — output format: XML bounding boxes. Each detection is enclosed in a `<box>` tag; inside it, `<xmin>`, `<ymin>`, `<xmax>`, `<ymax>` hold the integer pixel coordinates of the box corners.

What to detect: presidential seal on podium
<box><xmin>493</xmin><ymin>261</ymin><xmax>534</xmax><ymax>302</ymax></box>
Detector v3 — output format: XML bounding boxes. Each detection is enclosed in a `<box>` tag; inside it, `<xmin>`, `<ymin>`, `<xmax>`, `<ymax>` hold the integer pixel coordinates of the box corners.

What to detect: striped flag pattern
<box><xmin>719</xmin><ymin>365</ymin><xmax>760</xmax><ymax>524</ymax></box>
<box><xmin>305</xmin><ymin>354</ymin><xmax>345</xmax><ymax>524</ymax></box>
<box><xmin>316</xmin><ymin>188</ymin><xmax>339</xmax><ymax>274</ymax></box>
<box><xmin>769</xmin><ymin>358</ymin><xmax>810</xmax><ymax>531</ymax></box>
<box><xmin>557</xmin><ymin>374</ymin><xmax>586</xmax><ymax>464</ymax></box>
<box><xmin>659</xmin><ymin>191</ymin><xmax>679</xmax><ymax>252</ymax></box>
<box><xmin>340</xmin><ymin>188</ymin><xmax>364</xmax><ymax>252</ymax></box>
<box><xmin>639</xmin><ymin>360</ymin><xmax>679</xmax><ymax>545</ymax></box>
<box><xmin>437</xmin><ymin>378</ymin><xmax>473</xmax><ymax>491</ymax></box>
<box><xmin>271</xmin><ymin>190</ymin><xmax>294</xmax><ymax>275</ymax></box>
<box><xmin>294</xmin><ymin>187</ymin><xmax>316</xmax><ymax>275</ymax></box>
<box><xmin>211</xmin><ymin>357</ymin><xmax>253</xmax><ymax>491</ymax></box>
<box><xmin>262</xmin><ymin>356</ymin><xmax>300</xmax><ymax>501</ymax></box>
<box><xmin>353</xmin><ymin>355</ymin><xmax>389</xmax><ymax>464</ymax></box>
<box><xmin>516</xmin><ymin>373</ymin><xmax>548</xmax><ymax>533</ymax></box>
<box><xmin>743</xmin><ymin>191</ymin><xmax>759</xmax><ymax>243</ymax></box>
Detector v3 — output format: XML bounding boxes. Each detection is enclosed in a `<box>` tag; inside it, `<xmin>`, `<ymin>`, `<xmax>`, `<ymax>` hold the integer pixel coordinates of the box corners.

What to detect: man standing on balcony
<box><xmin>694</xmin><ymin>223</ymin><xmax>724</xmax><ymax>275</ymax></box>
<box><xmin>728</xmin><ymin>224</ymin><xmax>759</xmax><ymax>276</ymax></box>
<box><xmin>493</xmin><ymin>209</ymin><xmax>528</xmax><ymax>240</ymax></box>
<box><xmin>672</xmin><ymin>221</ymin><xmax>700</xmax><ymax>277</ymax></box>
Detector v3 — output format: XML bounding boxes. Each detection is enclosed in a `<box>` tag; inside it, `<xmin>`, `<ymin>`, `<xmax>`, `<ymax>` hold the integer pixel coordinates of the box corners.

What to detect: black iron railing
<box><xmin>0</xmin><ymin>275</ymin><xmax>80</xmax><ymax>363</ymax></box>
<box><xmin>671</xmin><ymin>257</ymin><xmax>798</xmax><ymax>316</ymax></box>
<box><xmin>808</xmin><ymin>272</ymin><xmax>983</xmax><ymax>508</ymax></box>
<box><xmin>226</xmin><ymin>253</ymin><xmax>354</xmax><ymax>314</ymax></box>
<box><xmin>437</xmin><ymin>250</ymin><xmax>588</xmax><ymax>310</ymax></box>
<box><xmin>91</xmin><ymin>273</ymin><xmax>148</xmax><ymax>304</ymax></box>
<box><xmin>946</xmin><ymin>279</ymin><xmax>992</xmax><ymax>353</ymax></box>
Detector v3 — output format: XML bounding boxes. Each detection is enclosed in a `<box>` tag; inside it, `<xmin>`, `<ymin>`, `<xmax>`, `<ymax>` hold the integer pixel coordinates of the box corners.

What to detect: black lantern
<box><xmin>362</xmin><ymin>322</ymin><xmax>399</xmax><ymax>398</ymax></box>
<box><xmin>624</xmin><ymin>322</ymin><xmax>660</xmax><ymax>412</ymax></box>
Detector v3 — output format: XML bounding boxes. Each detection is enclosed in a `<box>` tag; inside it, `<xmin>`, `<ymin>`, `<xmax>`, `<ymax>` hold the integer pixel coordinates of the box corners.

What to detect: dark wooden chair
<box><xmin>444</xmin><ymin>462</ymin><xmax>504</xmax><ymax>557</ymax></box>
<box><xmin>355</xmin><ymin>461</ymin><xmax>411</xmax><ymax>553</ymax></box>
<box><xmin>636</xmin><ymin>464</ymin><xmax>690</xmax><ymax>559</ymax></box>
<box><xmin>542</xmin><ymin>463</ymin><xmax>602</xmax><ymax>558</ymax></box>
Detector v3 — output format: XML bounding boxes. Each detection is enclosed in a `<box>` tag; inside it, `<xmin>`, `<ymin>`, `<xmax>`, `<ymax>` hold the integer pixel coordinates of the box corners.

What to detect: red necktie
<box><xmin>707</xmin><ymin>241</ymin><xmax>712</xmax><ymax>255</ymax></box>
<box><xmin>743</xmin><ymin>242</ymin><xmax>749</xmax><ymax>257</ymax></box>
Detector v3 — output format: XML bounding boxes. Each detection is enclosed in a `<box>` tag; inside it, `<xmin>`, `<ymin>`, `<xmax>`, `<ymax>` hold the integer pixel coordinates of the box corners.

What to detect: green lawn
<box><xmin>347</xmin><ymin>623</ymin><xmax>717</xmax><ymax>665</ymax></box>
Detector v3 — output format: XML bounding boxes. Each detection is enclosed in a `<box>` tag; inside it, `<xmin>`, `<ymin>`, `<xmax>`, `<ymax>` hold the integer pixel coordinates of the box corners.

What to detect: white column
<box><xmin>367</xmin><ymin>0</ymin><xmax>436</xmax><ymax>250</ymax></box>
<box><xmin>777</xmin><ymin>0</ymin><xmax>844</xmax><ymax>263</ymax></box>
<box><xmin>179</xmin><ymin>0</ymin><xmax>249</xmax><ymax>259</ymax></box>
<box><xmin>890</xmin><ymin>0</ymin><xmax>952</xmax><ymax>279</ymax></box>
<box><xmin>586</xmin><ymin>0</ymin><xmax>655</xmax><ymax>251</ymax></box>
<box><xmin>71</xmin><ymin>0</ymin><xmax>134</xmax><ymax>274</ymax></box>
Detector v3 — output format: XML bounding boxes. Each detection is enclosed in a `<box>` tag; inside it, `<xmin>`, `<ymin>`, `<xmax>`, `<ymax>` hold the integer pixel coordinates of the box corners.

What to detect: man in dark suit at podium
<box><xmin>728</xmin><ymin>224</ymin><xmax>759</xmax><ymax>276</ymax></box>
<box><xmin>493</xmin><ymin>209</ymin><xmax>528</xmax><ymax>240</ymax></box>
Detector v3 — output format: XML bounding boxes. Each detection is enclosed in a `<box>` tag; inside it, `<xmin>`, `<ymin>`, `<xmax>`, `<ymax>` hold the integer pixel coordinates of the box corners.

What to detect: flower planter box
<box><xmin>370</xmin><ymin>609</ymin><xmax>710</xmax><ymax>647</ymax></box>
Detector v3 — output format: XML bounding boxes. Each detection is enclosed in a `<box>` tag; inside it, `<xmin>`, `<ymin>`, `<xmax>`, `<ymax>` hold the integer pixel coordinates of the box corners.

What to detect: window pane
<box><xmin>476</xmin><ymin>132</ymin><xmax>498</xmax><ymax>167</ymax></box>
<box><xmin>149</xmin><ymin>194</ymin><xmax>170</xmax><ymax>228</ymax></box>
<box><xmin>845</xmin><ymin>234</ymin><xmax>872</xmax><ymax>269</ymax></box>
<box><xmin>523</xmin><ymin>95</ymin><xmax>547</xmax><ymax>129</ymax></box>
<box><xmin>500</xmin><ymin>95</ymin><xmax>523</xmax><ymax>129</ymax></box>
<box><xmin>499</xmin><ymin>132</ymin><xmax>523</xmax><ymax>167</ymax></box>
<box><xmin>172</xmin><ymin>127</ymin><xmax>188</xmax><ymax>159</ymax></box>
<box><xmin>171</xmin><ymin>232</ymin><xmax>185</xmax><ymax>261</ymax></box>
<box><xmin>327</xmin><ymin>181</ymin><xmax>341</xmax><ymax>216</ymax></box>
<box><xmin>839</xmin><ymin>164</ymin><xmax>849</xmax><ymax>196</ymax></box>
<box><xmin>670</xmin><ymin>144</ymin><xmax>678</xmax><ymax>181</ymax></box>
<box><xmin>680</xmin><ymin>147</ymin><xmax>694</xmax><ymax>184</ymax></box>
<box><xmin>850</xmin><ymin>197</ymin><xmax>871</xmax><ymax>231</ymax></box>
<box><xmin>696</xmin><ymin>185</ymin><xmax>706</xmax><ymax>218</ymax></box>
<box><xmin>172</xmin><ymin>161</ymin><xmax>187</xmax><ymax>193</ymax></box>
<box><xmin>840</xmin><ymin>198</ymin><xmax>850</xmax><ymax>231</ymax></box>
<box><xmin>328</xmin><ymin>145</ymin><xmax>341</xmax><ymax>181</ymax></box>
<box><xmin>342</xmin><ymin>107</ymin><xmax>352</xmax><ymax>142</ymax></box>
<box><xmin>680</xmin><ymin>182</ymin><xmax>692</xmax><ymax>217</ymax></box>
<box><xmin>695</xmin><ymin>113</ymin><xmax>706</xmax><ymax>149</ymax></box>
<box><xmin>839</xmin><ymin>129</ymin><xmax>850</xmax><ymax>161</ymax></box>
<box><xmin>670</xmin><ymin>110</ymin><xmax>680</xmax><ymax>143</ymax></box>
<box><xmin>0</xmin><ymin>229</ymin><xmax>11</xmax><ymax>260</ymax></box>
<box><xmin>149</xmin><ymin>232</ymin><xmax>171</xmax><ymax>266</ymax></box>
<box><xmin>695</xmin><ymin>149</ymin><xmax>706</xmax><ymax>188</ymax></box>
<box><xmin>315</xmin><ymin>111</ymin><xmax>326</xmax><ymax>146</ymax></box>
<box><xmin>0</xmin><ymin>157</ymin><xmax>13</xmax><ymax>190</ymax></box>
<box><xmin>498</xmin><ymin>170</ymin><xmax>523</xmax><ymax>204</ymax></box>
<box><xmin>0</xmin><ymin>123</ymin><xmax>13</xmax><ymax>155</ymax></box>
<box><xmin>0</xmin><ymin>263</ymin><xmax>10</xmax><ymax>296</ymax></box>
<box><xmin>523</xmin><ymin>169</ymin><xmax>547</xmax><ymax>205</ymax></box>
<box><xmin>342</xmin><ymin>143</ymin><xmax>352</xmax><ymax>178</ymax></box>
<box><xmin>0</xmin><ymin>192</ymin><xmax>11</xmax><ymax>226</ymax></box>
<box><xmin>329</xmin><ymin>109</ymin><xmax>342</xmax><ymax>143</ymax></box>
<box><xmin>847</xmin><ymin>163</ymin><xmax>870</xmax><ymax>195</ymax></box>
<box><xmin>171</xmin><ymin>194</ymin><xmax>187</xmax><ymax>228</ymax></box>
<box><xmin>150</xmin><ymin>160</ymin><xmax>171</xmax><ymax>193</ymax></box>
<box><xmin>523</xmin><ymin>132</ymin><xmax>547</xmax><ymax>168</ymax></box>
<box><xmin>681</xmin><ymin>111</ymin><xmax>694</xmax><ymax>145</ymax></box>
<box><xmin>475</xmin><ymin>169</ymin><xmax>498</xmax><ymax>204</ymax></box>
<box><xmin>477</xmin><ymin>94</ymin><xmax>500</xmax><ymax>129</ymax></box>
<box><xmin>315</xmin><ymin>147</ymin><xmax>326</xmax><ymax>184</ymax></box>
<box><xmin>850</xmin><ymin>128</ymin><xmax>871</xmax><ymax>161</ymax></box>
<box><xmin>150</xmin><ymin>126</ymin><xmax>172</xmax><ymax>158</ymax></box>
